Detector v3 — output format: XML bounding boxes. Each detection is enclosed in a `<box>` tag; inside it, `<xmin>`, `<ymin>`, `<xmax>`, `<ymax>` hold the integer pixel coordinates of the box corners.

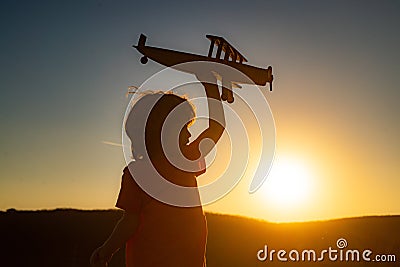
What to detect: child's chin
<box><xmin>180</xmin><ymin>141</ymin><xmax>189</xmax><ymax>146</ymax></box>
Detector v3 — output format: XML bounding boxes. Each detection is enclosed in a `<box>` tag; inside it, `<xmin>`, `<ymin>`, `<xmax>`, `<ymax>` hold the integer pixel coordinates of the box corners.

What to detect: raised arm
<box><xmin>191</xmin><ymin>73</ymin><xmax>226</xmax><ymax>157</ymax></box>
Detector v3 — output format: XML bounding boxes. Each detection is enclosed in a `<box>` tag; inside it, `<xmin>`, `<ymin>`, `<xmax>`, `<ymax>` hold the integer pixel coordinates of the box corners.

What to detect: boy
<box><xmin>90</xmin><ymin>74</ymin><xmax>225</xmax><ymax>267</ymax></box>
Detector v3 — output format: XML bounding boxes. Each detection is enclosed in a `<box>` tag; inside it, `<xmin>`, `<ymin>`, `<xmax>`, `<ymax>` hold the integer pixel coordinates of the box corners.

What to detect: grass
<box><xmin>0</xmin><ymin>209</ymin><xmax>398</xmax><ymax>266</ymax></box>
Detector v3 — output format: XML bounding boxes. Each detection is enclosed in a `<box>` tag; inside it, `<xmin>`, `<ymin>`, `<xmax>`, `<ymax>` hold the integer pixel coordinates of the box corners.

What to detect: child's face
<box><xmin>179</xmin><ymin>124</ymin><xmax>192</xmax><ymax>147</ymax></box>
<box><xmin>168</xmin><ymin>102</ymin><xmax>194</xmax><ymax>148</ymax></box>
<box><xmin>162</xmin><ymin>111</ymin><xmax>193</xmax><ymax>153</ymax></box>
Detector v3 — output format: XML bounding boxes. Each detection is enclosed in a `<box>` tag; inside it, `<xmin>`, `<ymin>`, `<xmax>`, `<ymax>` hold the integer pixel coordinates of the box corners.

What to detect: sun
<box><xmin>257</xmin><ymin>156</ymin><xmax>313</xmax><ymax>207</ymax></box>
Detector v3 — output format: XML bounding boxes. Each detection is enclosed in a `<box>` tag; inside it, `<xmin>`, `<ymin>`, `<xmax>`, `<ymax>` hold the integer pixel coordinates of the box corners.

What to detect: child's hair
<box><xmin>125</xmin><ymin>92</ymin><xmax>195</xmax><ymax>160</ymax></box>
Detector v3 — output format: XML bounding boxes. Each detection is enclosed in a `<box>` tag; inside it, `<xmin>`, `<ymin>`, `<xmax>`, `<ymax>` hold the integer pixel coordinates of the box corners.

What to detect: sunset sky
<box><xmin>0</xmin><ymin>1</ymin><xmax>399</xmax><ymax>222</ymax></box>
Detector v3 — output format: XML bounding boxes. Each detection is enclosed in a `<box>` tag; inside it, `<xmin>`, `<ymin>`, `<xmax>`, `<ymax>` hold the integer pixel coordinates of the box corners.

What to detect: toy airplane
<box><xmin>133</xmin><ymin>34</ymin><xmax>273</xmax><ymax>103</ymax></box>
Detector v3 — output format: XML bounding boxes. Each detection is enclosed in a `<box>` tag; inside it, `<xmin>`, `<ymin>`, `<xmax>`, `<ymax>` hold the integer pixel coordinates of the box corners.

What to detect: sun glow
<box><xmin>258</xmin><ymin>156</ymin><xmax>314</xmax><ymax>207</ymax></box>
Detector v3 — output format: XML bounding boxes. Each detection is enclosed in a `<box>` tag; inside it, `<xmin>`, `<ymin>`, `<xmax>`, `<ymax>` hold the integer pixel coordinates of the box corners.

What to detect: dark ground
<box><xmin>0</xmin><ymin>209</ymin><xmax>399</xmax><ymax>267</ymax></box>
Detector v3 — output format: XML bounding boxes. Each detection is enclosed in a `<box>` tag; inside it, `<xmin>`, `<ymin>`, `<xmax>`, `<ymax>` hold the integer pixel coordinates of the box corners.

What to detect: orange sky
<box><xmin>0</xmin><ymin>1</ymin><xmax>399</xmax><ymax>222</ymax></box>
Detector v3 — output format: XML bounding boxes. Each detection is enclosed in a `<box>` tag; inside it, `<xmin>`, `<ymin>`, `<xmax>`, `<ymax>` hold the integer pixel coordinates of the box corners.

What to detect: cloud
<box><xmin>101</xmin><ymin>141</ymin><xmax>123</xmax><ymax>147</ymax></box>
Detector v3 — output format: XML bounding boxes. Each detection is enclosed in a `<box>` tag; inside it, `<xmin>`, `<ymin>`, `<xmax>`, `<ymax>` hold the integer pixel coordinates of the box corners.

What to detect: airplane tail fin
<box><xmin>133</xmin><ymin>34</ymin><xmax>147</xmax><ymax>48</ymax></box>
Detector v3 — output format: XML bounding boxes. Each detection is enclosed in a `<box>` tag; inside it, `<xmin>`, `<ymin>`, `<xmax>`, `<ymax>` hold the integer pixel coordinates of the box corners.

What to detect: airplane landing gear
<box><xmin>140</xmin><ymin>56</ymin><xmax>148</xmax><ymax>64</ymax></box>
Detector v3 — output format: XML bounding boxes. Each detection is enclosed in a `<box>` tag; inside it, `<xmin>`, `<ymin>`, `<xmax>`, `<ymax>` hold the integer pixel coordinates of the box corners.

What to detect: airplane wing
<box><xmin>206</xmin><ymin>35</ymin><xmax>248</xmax><ymax>63</ymax></box>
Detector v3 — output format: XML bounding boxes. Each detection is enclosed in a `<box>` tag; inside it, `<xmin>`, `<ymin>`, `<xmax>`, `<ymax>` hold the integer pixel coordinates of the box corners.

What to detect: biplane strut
<box><xmin>133</xmin><ymin>34</ymin><xmax>274</xmax><ymax>103</ymax></box>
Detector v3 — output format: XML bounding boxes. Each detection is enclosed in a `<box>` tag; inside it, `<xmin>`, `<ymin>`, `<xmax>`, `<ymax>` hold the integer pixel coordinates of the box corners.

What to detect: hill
<box><xmin>0</xmin><ymin>209</ymin><xmax>399</xmax><ymax>266</ymax></box>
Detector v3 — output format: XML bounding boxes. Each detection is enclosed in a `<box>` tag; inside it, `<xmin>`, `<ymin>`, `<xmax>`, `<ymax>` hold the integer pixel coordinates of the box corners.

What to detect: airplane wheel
<box><xmin>140</xmin><ymin>56</ymin><xmax>148</xmax><ymax>64</ymax></box>
<box><xmin>221</xmin><ymin>93</ymin><xmax>228</xmax><ymax>101</ymax></box>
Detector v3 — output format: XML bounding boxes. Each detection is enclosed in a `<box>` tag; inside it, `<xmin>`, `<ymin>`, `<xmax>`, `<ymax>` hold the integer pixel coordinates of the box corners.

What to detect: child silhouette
<box><xmin>90</xmin><ymin>73</ymin><xmax>225</xmax><ymax>267</ymax></box>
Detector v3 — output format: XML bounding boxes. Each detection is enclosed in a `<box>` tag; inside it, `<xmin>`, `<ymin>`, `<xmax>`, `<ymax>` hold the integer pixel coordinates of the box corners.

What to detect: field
<box><xmin>0</xmin><ymin>209</ymin><xmax>399</xmax><ymax>266</ymax></box>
